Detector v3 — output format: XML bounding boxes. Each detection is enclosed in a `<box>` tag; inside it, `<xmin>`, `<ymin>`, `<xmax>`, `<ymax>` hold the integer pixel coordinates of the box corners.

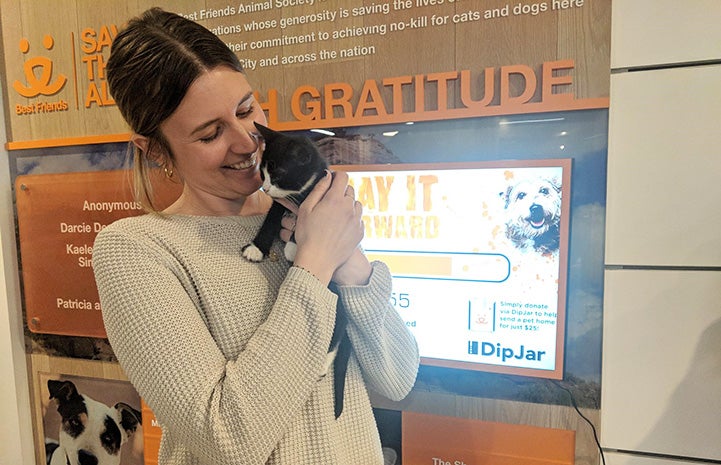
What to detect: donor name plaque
<box><xmin>16</xmin><ymin>170</ymin><xmax>180</xmax><ymax>337</ymax></box>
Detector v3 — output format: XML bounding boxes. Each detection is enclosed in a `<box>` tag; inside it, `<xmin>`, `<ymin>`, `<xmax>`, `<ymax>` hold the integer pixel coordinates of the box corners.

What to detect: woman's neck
<box><xmin>163</xmin><ymin>190</ymin><xmax>273</xmax><ymax>217</ymax></box>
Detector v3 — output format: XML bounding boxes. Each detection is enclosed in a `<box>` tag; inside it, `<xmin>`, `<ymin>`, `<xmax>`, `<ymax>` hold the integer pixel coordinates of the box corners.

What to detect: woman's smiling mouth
<box><xmin>225</xmin><ymin>153</ymin><xmax>257</xmax><ymax>170</ymax></box>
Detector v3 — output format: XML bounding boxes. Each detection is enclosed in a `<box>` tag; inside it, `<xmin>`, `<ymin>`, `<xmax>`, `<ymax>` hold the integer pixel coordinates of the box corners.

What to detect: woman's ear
<box><xmin>130</xmin><ymin>133</ymin><xmax>149</xmax><ymax>153</ymax></box>
<box><xmin>131</xmin><ymin>133</ymin><xmax>166</xmax><ymax>166</ymax></box>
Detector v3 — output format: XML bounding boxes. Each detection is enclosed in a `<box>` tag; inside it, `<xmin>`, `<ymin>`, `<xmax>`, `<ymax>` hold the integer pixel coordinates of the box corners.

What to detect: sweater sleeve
<box><xmin>93</xmin><ymin>227</ymin><xmax>337</xmax><ymax>464</ymax></box>
<box><xmin>336</xmin><ymin>261</ymin><xmax>419</xmax><ymax>401</ymax></box>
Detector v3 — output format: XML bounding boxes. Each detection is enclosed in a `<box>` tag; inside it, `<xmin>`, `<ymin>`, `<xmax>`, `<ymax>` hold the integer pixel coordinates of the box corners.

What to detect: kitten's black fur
<box><xmin>243</xmin><ymin>122</ymin><xmax>351</xmax><ymax>419</ymax></box>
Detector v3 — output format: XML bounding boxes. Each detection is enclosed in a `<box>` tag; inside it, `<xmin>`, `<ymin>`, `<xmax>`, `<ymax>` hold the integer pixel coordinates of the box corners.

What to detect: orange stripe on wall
<box><xmin>5</xmin><ymin>97</ymin><xmax>608</xmax><ymax>151</ymax></box>
<box><xmin>6</xmin><ymin>133</ymin><xmax>132</xmax><ymax>150</ymax></box>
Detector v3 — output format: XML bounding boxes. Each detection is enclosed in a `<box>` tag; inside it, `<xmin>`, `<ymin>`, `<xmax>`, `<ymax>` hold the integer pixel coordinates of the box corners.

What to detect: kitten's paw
<box><xmin>283</xmin><ymin>242</ymin><xmax>297</xmax><ymax>262</ymax></box>
<box><xmin>242</xmin><ymin>244</ymin><xmax>265</xmax><ymax>262</ymax></box>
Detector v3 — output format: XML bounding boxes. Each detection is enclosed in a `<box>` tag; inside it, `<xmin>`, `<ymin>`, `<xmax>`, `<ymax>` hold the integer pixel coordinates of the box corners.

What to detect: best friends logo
<box><xmin>12</xmin><ymin>25</ymin><xmax>117</xmax><ymax>117</ymax></box>
<box><xmin>14</xmin><ymin>34</ymin><xmax>69</xmax><ymax>115</ymax></box>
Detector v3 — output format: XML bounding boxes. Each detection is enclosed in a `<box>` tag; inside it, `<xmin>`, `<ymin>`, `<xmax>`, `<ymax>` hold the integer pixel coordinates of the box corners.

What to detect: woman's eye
<box><xmin>200</xmin><ymin>128</ymin><xmax>221</xmax><ymax>143</ymax></box>
<box><xmin>236</xmin><ymin>106</ymin><xmax>254</xmax><ymax>118</ymax></box>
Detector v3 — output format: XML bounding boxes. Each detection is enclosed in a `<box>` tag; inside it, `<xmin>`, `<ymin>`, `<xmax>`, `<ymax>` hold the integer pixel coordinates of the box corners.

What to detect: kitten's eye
<box><xmin>517</xmin><ymin>192</ymin><xmax>526</xmax><ymax>200</ymax></box>
<box><xmin>539</xmin><ymin>187</ymin><xmax>549</xmax><ymax>195</ymax></box>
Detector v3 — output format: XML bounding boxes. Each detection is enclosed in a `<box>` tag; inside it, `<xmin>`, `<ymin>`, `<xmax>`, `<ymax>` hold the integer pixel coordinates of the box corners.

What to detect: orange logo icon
<box><xmin>14</xmin><ymin>35</ymin><xmax>67</xmax><ymax>98</ymax></box>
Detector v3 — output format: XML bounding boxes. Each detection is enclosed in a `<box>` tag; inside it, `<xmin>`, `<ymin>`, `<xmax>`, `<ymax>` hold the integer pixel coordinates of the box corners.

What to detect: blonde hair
<box><xmin>129</xmin><ymin>141</ymin><xmax>167</xmax><ymax>213</ymax></box>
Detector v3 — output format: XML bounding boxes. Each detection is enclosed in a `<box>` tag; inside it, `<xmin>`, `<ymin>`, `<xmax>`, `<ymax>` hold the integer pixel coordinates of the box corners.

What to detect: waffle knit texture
<box><xmin>93</xmin><ymin>213</ymin><xmax>419</xmax><ymax>465</ymax></box>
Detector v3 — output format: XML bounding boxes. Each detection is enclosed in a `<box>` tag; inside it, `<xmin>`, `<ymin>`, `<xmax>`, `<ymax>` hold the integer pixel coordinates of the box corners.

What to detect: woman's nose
<box><xmin>229</xmin><ymin>120</ymin><xmax>260</xmax><ymax>154</ymax></box>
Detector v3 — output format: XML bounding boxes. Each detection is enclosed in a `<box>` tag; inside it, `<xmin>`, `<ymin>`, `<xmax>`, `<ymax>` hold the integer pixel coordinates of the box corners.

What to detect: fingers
<box><xmin>334</xmin><ymin>173</ymin><xmax>364</xmax><ymax>230</ymax></box>
<box><xmin>347</xmin><ymin>184</ymin><xmax>361</xmax><ymax>213</ymax></box>
<box><xmin>300</xmin><ymin>170</ymin><xmax>333</xmax><ymax>213</ymax></box>
<box><xmin>279</xmin><ymin>212</ymin><xmax>296</xmax><ymax>243</ymax></box>
<box><xmin>301</xmin><ymin>170</ymin><xmax>353</xmax><ymax>211</ymax></box>
<box><xmin>333</xmin><ymin>172</ymin><xmax>362</xmax><ymax>218</ymax></box>
<box><xmin>278</xmin><ymin>171</ymin><xmax>360</xmax><ymax>245</ymax></box>
<box><xmin>289</xmin><ymin>170</ymin><xmax>365</xmax><ymax>277</ymax></box>
<box><xmin>330</xmin><ymin>171</ymin><xmax>352</xmax><ymax>199</ymax></box>
<box><xmin>281</xmin><ymin>212</ymin><xmax>296</xmax><ymax>232</ymax></box>
<box><xmin>275</xmin><ymin>197</ymin><xmax>299</xmax><ymax>214</ymax></box>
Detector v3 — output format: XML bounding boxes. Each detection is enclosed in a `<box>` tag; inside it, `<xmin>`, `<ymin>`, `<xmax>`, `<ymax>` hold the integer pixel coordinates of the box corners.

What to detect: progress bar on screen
<box><xmin>364</xmin><ymin>250</ymin><xmax>510</xmax><ymax>283</ymax></box>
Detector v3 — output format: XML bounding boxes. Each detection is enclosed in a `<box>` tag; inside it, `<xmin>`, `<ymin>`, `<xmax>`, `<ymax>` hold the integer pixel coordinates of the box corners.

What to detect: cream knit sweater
<box><xmin>93</xmin><ymin>213</ymin><xmax>419</xmax><ymax>465</ymax></box>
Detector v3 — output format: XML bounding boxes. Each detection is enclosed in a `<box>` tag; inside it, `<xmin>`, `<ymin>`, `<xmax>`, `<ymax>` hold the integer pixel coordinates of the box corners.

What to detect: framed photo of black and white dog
<box><xmin>35</xmin><ymin>365</ymin><xmax>144</xmax><ymax>465</ymax></box>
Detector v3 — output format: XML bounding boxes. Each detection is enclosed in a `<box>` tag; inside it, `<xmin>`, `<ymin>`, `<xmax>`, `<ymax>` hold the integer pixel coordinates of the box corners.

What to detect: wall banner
<box><xmin>1</xmin><ymin>0</ymin><xmax>610</xmax><ymax>149</ymax></box>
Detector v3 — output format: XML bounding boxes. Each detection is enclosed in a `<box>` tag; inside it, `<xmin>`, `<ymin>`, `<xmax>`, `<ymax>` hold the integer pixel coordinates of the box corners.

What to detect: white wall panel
<box><xmin>605</xmin><ymin>64</ymin><xmax>721</xmax><ymax>266</ymax></box>
<box><xmin>0</xmin><ymin>77</ymin><xmax>36</xmax><ymax>465</ymax></box>
<box><xmin>601</xmin><ymin>269</ymin><xmax>721</xmax><ymax>461</ymax></box>
<box><xmin>611</xmin><ymin>0</ymin><xmax>721</xmax><ymax>69</ymax></box>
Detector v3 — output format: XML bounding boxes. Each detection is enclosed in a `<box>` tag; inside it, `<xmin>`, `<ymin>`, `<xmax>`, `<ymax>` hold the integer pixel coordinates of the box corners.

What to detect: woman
<box><xmin>93</xmin><ymin>7</ymin><xmax>419</xmax><ymax>465</ymax></box>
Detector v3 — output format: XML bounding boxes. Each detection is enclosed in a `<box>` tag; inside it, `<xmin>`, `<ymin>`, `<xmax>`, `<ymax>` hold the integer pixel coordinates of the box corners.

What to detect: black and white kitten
<box><xmin>242</xmin><ymin>122</ymin><xmax>328</xmax><ymax>263</ymax></box>
<box><xmin>243</xmin><ymin>122</ymin><xmax>351</xmax><ymax>419</ymax></box>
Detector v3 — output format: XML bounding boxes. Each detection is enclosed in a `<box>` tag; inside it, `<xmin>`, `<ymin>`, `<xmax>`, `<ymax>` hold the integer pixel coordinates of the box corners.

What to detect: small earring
<box><xmin>164</xmin><ymin>166</ymin><xmax>174</xmax><ymax>179</ymax></box>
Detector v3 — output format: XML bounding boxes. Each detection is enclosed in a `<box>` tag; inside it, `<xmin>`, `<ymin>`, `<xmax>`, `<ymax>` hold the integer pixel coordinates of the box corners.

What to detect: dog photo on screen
<box><xmin>500</xmin><ymin>175</ymin><xmax>561</xmax><ymax>256</ymax></box>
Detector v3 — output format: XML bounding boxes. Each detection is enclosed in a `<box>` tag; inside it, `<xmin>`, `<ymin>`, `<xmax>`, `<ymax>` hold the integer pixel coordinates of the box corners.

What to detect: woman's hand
<box><xmin>279</xmin><ymin>212</ymin><xmax>297</xmax><ymax>244</ymax></box>
<box><xmin>277</xmin><ymin>171</ymin><xmax>371</xmax><ymax>286</ymax></box>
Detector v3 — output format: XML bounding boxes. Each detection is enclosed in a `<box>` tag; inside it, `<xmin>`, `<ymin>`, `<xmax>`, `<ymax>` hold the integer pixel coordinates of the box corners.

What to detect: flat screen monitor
<box><xmin>335</xmin><ymin>159</ymin><xmax>570</xmax><ymax>379</ymax></box>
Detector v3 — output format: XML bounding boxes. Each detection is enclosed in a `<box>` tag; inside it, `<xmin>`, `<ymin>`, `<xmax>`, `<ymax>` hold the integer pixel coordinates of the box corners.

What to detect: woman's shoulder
<box><xmin>92</xmin><ymin>214</ymin><xmax>164</xmax><ymax>251</ymax></box>
<box><xmin>96</xmin><ymin>213</ymin><xmax>167</xmax><ymax>236</ymax></box>
<box><xmin>95</xmin><ymin>213</ymin><xmax>265</xmax><ymax>248</ymax></box>
<box><xmin>101</xmin><ymin>212</ymin><xmax>263</xmax><ymax>231</ymax></box>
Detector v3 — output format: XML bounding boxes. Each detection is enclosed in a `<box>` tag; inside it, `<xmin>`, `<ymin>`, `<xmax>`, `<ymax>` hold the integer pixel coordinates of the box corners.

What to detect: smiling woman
<box><xmin>149</xmin><ymin>69</ymin><xmax>267</xmax><ymax>216</ymax></box>
<box><xmin>105</xmin><ymin>9</ymin><xmax>250</xmax><ymax>214</ymax></box>
<box><xmin>92</xmin><ymin>7</ymin><xmax>419</xmax><ymax>465</ymax></box>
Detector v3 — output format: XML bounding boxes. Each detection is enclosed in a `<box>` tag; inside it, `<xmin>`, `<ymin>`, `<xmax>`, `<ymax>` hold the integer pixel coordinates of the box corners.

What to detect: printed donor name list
<box><xmin>15</xmin><ymin>170</ymin><xmax>180</xmax><ymax>337</ymax></box>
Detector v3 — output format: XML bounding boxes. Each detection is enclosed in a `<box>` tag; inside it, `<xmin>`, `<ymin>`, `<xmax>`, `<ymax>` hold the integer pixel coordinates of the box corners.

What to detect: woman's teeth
<box><xmin>227</xmin><ymin>154</ymin><xmax>256</xmax><ymax>170</ymax></box>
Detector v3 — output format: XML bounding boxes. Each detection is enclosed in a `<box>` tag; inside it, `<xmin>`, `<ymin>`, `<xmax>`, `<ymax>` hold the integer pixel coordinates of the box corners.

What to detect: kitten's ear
<box><xmin>254</xmin><ymin>122</ymin><xmax>280</xmax><ymax>142</ymax></box>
